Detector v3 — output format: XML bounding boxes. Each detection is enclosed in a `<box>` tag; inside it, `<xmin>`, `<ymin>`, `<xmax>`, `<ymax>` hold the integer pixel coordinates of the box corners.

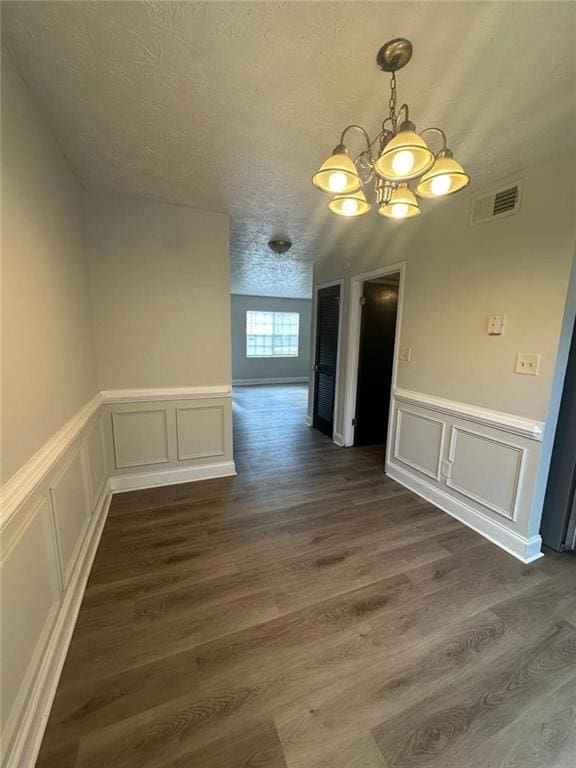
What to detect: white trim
<box><xmin>109</xmin><ymin>460</ymin><xmax>237</xmax><ymax>493</ymax></box>
<box><xmin>175</xmin><ymin>405</ymin><xmax>226</xmax><ymax>461</ymax></box>
<box><xmin>111</xmin><ymin>409</ymin><xmax>170</xmax><ymax>469</ymax></box>
<box><xmin>305</xmin><ymin>416</ymin><xmax>313</xmax><ymax>427</ymax></box>
<box><xmin>394</xmin><ymin>388</ymin><xmax>544</xmax><ymax>441</ymax></box>
<box><xmin>446</xmin><ymin>425</ymin><xmax>526</xmax><ymax>522</ymax></box>
<box><xmin>386</xmin><ymin>462</ymin><xmax>543</xmax><ymax>564</ymax></box>
<box><xmin>309</xmin><ymin>279</ymin><xmax>344</xmax><ymax>437</ymax></box>
<box><xmin>6</xmin><ymin>483</ymin><xmax>112</xmax><ymax>768</ymax></box>
<box><xmin>232</xmin><ymin>377</ymin><xmax>308</xmax><ymax>386</ymax></box>
<box><xmin>0</xmin><ymin>393</ymin><xmax>102</xmax><ymax>528</ymax></box>
<box><xmin>393</xmin><ymin>408</ymin><xmax>446</xmax><ymax>481</ymax></box>
<box><xmin>101</xmin><ymin>385</ymin><xmax>231</xmax><ymax>403</ymax></box>
<box><xmin>343</xmin><ymin>263</ymin><xmax>406</xmax><ymax>449</ymax></box>
<box><xmin>333</xmin><ymin>432</ymin><xmax>345</xmax><ymax>447</ymax></box>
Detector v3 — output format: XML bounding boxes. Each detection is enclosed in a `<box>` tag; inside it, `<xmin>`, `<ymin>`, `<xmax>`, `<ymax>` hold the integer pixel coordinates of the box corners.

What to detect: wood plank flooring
<box><xmin>37</xmin><ymin>384</ymin><xmax>576</xmax><ymax>768</ymax></box>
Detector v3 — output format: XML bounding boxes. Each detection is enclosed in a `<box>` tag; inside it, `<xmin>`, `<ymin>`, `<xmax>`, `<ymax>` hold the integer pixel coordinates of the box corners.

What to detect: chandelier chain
<box><xmin>389</xmin><ymin>72</ymin><xmax>397</xmax><ymax>123</ymax></box>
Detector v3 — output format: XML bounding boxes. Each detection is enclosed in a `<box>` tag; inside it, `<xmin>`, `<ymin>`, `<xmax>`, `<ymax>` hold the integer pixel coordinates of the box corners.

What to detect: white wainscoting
<box><xmin>0</xmin><ymin>384</ymin><xmax>235</xmax><ymax>767</ymax></box>
<box><xmin>101</xmin><ymin>387</ymin><xmax>235</xmax><ymax>492</ymax></box>
<box><xmin>386</xmin><ymin>388</ymin><xmax>545</xmax><ymax>563</ymax></box>
<box><xmin>0</xmin><ymin>401</ymin><xmax>111</xmax><ymax>768</ymax></box>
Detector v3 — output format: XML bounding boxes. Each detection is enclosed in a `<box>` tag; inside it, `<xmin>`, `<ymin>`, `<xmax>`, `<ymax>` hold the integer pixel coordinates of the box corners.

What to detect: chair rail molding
<box><xmin>394</xmin><ymin>388</ymin><xmax>544</xmax><ymax>441</ymax></box>
<box><xmin>0</xmin><ymin>393</ymin><xmax>103</xmax><ymax>528</ymax></box>
<box><xmin>101</xmin><ymin>385</ymin><xmax>232</xmax><ymax>403</ymax></box>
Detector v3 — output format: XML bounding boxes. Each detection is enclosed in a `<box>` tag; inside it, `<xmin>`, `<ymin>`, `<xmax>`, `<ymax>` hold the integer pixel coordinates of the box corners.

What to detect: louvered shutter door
<box><xmin>313</xmin><ymin>285</ymin><xmax>340</xmax><ymax>436</ymax></box>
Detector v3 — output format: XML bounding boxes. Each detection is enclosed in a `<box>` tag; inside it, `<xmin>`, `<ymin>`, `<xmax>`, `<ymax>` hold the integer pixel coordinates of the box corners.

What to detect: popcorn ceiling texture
<box><xmin>3</xmin><ymin>1</ymin><xmax>575</xmax><ymax>297</ymax></box>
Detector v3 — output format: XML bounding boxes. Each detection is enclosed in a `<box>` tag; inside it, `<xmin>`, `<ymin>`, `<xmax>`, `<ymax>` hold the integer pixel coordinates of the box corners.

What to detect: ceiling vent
<box><xmin>469</xmin><ymin>179</ymin><xmax>524</xmax><ymax>226</ymax></box>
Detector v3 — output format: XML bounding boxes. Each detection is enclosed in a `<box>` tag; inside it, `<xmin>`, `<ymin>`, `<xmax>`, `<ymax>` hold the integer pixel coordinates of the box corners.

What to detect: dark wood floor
<box><xmin>37</xmin><ymin>384</ymin><xmax>576</xmax><ymax>768</ymax></box>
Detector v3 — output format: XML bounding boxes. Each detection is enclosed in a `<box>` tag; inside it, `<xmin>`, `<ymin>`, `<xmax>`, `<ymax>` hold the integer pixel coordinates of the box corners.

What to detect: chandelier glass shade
<box><xmin>328</xmin><ymin>188</ymin><xmax>371</xmax><ymax>217</ymax></box>
<box><xmin>374</xmin><ymin>123</ymin><xmax>435</xmax><ymax>181</ymax></box>
<box><xmin>415</xmin><ymin>150</ymin><xmax>470</xmax><ymax>198</ymax></box>
<box><xmin>311</xmin><ymin>145</ymin><xmax>361</xmax><ymax>194</ymax></box>
<box><xmin>379</xmin><ymin>184</ymin><xmax>421</xmax><ymax>219</ymax></box>
<box><xmin>312</xmin><ymin>39</ymin><xmax>470</xmax><ymax>221</ymax></box>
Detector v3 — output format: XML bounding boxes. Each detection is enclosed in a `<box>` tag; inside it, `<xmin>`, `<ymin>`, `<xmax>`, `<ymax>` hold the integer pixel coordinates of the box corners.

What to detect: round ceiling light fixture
<box><xmin>268</xmin><ymin>239</ymin><xmax>292</xmax><ymax>255</ymax></box>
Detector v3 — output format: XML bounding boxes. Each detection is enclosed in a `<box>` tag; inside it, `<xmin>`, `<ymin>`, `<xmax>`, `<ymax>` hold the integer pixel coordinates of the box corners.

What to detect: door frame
<box><xmin>307</xmin><ymin>279</ymin><xmax>344</xmax><ymax>443</ymax></box>
<box><xmin>342</xmin><ymin>262</ymin><xmax>406</xmax><ymax>457</ymax></box>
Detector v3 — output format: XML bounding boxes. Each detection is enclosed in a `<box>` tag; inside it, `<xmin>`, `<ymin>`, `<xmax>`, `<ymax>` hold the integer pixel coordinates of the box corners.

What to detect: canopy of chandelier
<box><xmin>312</xmin><ymin>38</ymin><xmax>470</xmax><ymax>221</ymax></box>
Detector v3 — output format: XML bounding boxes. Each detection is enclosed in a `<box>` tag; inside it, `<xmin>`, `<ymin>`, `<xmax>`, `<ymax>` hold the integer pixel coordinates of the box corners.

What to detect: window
<box><xmin>246</xmin><ymin>310</ymin><xmax>299</xmax><ymax>358</ymax></box>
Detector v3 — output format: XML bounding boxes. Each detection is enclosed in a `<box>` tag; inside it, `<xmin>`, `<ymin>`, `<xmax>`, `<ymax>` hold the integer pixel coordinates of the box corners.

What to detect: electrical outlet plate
<box><xmin>487</xmin><ymin>315</ymin><xmax>505</xmax><ymax>335</ymax></box>
<box><xmin>515</xmin><ymin>353</ymin><xmax>540</xmax><ymax>375</ymax></box>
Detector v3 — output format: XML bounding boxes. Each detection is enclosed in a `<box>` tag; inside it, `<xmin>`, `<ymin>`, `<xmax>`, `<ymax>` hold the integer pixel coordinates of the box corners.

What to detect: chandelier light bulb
<box><xmin>391</xmin><ymin>203</ymin><xmax>409</xmax><ymax>218</ymax></box>
<box><xmin>328</xmin><ymin>188</ymin><xmax>371</xmax><ymax>217</ymax></box>
<box><xmin>430</xmin><ymin>174</ymin><xmax>452</xmax><ymax>196</ymax></box>
<box><xmin>327</xmin><ymin>171</ymin><xmax>348</xmax><ymax>193</ymax></box>
<box><xmin>391</xmin><ymin>150</ymin><xmax>415</xmax><ymax>176</ymax></box>
<box><xmin>341</xmin><ymin>198</ymin><xmax>359</xmax><ymax>215</ymax></box>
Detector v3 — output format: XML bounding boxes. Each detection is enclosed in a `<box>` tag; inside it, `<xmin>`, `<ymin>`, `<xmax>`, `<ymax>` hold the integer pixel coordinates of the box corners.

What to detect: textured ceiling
<box><xmin>3</xmin><ymin>1</ymin><xmax>576</xmax><ymax>298</ymax></box>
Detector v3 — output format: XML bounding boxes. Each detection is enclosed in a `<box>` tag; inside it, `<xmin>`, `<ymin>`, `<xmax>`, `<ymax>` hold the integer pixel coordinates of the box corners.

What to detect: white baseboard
<box><xmin>386</xmin><ymin>462</ymin><xmax>543</xmax><ymax>564</ymax></box>
<box><xmin>333</xmin><ymin>432</ymin><xmax>345</xmax><ymax>447</ymax></box>
<box><xmin>305</xmin><ymin>416</ymin><xmax>312</xmax><ymax>427</ymax></box>
<box><xmin>9</xmin><ymin>483</ymin><xmax>112</xmax><ymax>768</ymax></box>
<box><xmin>110</xmin><ymin>460</ymin><xmax>237</xmax><ymax>493</ymax></box>
<box><xmin>232</xmin><ymin>377</ymin><xmax>309</xmax><ymax>386</ymax></box>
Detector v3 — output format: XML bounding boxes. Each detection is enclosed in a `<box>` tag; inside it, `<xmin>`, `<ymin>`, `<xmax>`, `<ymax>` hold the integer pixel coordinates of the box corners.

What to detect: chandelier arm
<box><xmin>396</xmin><ymin>103</ymin><xmax>410</xmax><ymax>129</ymax></box>
<box><xmin>419</xmin><ymin>127</ymin><xmax>448</xmax><ymax>153</ymax></box>
<box><xmin>339</xmin><ymin>124</ymin><xmax>373</xmax><ymax>157</ymax></box>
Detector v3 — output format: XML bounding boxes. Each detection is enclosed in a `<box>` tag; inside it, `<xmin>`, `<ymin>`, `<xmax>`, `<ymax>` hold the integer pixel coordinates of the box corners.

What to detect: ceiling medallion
<box><xmin>312</xmin><ymin>38</ymin><xmax>470</xmax><ymax>220</ymax></box>
<box><xmin>268</xmin><ymin>239</ymin><xmax>293</xmax><ymax>255</ymax></box>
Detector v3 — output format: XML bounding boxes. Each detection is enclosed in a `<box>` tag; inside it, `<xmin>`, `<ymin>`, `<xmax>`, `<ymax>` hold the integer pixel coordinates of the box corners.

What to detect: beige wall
<box><xmin>314</xmin><ymin>149</ymin><xmax>576</xmax><ymax>430</ymax></box>
<box><xmin>1</xmin><ymin>49</ymin><xmax>98</xmax><ymax>483</ymax></box>
<box><xmin>85</xmin><ymin>190</ymin><xmax>231</xmax><ymax>390</ymax></box>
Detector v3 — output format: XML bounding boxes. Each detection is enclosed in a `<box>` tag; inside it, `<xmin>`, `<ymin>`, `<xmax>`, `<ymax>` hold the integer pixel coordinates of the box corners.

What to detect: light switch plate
<box><xmin>487</xmin><ymin>315</ymin><xmax>505</xmax><ymax>335</ymax></box>
<box><xmin>399</xmin><ymin>347</ymin><xmax>412</xmax><ymax>362</ymax></box>
<box><xmin>515</xmin><ymin>353</ymin><xmax>540</xmax><ymax>375</ymax></box>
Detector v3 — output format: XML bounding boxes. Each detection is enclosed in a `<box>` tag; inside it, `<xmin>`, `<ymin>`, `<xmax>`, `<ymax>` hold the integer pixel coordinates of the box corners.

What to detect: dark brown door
<box><xmin>354</xmin><ymin>280</ymin><xmax>398</xmax><ymax>446</ymax></box>
<box><xmin>313</xmin><ymin>285</ymin><xmax>340</xmax><ymax>437</ymax></box>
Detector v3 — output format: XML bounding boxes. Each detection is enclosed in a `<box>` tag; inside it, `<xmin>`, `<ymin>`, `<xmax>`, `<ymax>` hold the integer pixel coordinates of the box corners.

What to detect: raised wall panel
<box><xmin>86</xmin><ymin>418</ymin><xmax>106</xmax><ymax>509</ymax></box>
<box><xmin>176</xmin><ymin>406</ymin><xmax>225</xmax><ymax>461</ymax></box>
<box><xmin>447</xmin><ymin>427</ymin><xmax>525</xmax><ymax>521</ymax></box>
<box><xmin>111</xmin><ymin>409</ymin><xmax>169</xmax><ymax>469</ymax></box>
<box><xmin>0</xmin><ymin>498</ymin><xmax>60</xmax><ymax>743</ymax></box>
<box><xmin>394</xmin><ymin>408</ymin><xmax>444</xmax><ymax>480</ymax></box>
<box><xmin>49</xmin><ymin>450</ymin><xmax>90</xmax><ymax>586</ymax></box>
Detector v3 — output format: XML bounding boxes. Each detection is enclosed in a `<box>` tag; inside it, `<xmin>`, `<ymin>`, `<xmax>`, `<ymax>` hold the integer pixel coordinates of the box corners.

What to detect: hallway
<box><xmin>37</xmin><ymin>385</ymin><xmax>576</xmax><ymax>768</ymax></box>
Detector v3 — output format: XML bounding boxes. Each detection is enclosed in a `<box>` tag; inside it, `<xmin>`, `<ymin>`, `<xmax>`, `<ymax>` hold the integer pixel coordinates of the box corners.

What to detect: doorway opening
<box><xmin>342</xmin><ymin>263</ymin><xmax>405</xmax><ymax>454</ymax></box>
<box><xmin>354</xmin><ymin>274</ymin><xmax>400</xmax><ymax>445</ymax></box>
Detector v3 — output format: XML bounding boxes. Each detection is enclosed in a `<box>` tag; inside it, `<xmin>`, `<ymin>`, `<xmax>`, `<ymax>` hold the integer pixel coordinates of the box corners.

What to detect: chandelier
<box><xmin>312</xmin><ymin>39</ymin><xmax>470</xmax><ymax>220</ymax></box>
